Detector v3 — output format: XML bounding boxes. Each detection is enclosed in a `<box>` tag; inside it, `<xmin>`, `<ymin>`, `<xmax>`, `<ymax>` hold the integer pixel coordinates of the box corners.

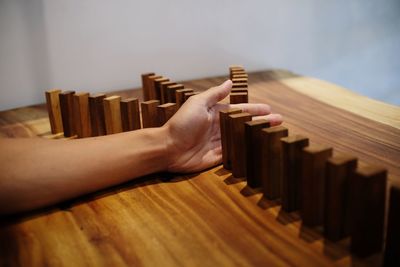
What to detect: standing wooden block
<box><xmin>167</xmin><ymin>84</ymin><xmax>184</xmax><ymax>103</ymax></box>
<box><xmin>232</xmin><ymin>78</ymin><xmax>248</xmax><ymax>84</ymax></box>
<box><xmin>229</xmin><ymin>113</ymin><xmax>252</xmax><ymax>178</ymax></box>
<box><xmin>45</xmin><ymin>89</ymin><xmax>64</xmax><ymax>134</ymax></box>
<box><xmin>230</xmin><ymin>92</ymin><xmax>248</xmax><ymax>104</ymax></box>
<box><xmin>59</xmin><ymin>90</ymin><xmax>76</xmax><ymax>137</ymax></box>
<box><xmin>219</xmin><ymin>109</ymin><xmax>242</xmax><ymax>170</ymax></box>
<box><xmin>121</xmin><ymin>97</ymin><xmax>141</xmax><ymax>131</ymax></box>
<box><xmin>324</xmin><ymin>154</ymin><xmax>357</xmax><ymax>241</ymax></box>
<box><xmin>89</xmin><ymin>94</ymin><xmax>106</xmax><ymax>136</ymax></box>
<box><xmin>301</xmin><ymin>144</ymin><xmax>333</xmax><ymax>226</ymax></box>
<box><xmin>384</xmin><ymin>185</ymin><xmax>400</xmax><ymax>266</ymax></box>
<box><xmin>281</xmin><ymin>135</ymin><xmax>309</xmax><ymax>212</ymax></box>
<box><xmin>141</xmin><ymin>100</ymin><xmax>160</xmax><ymax>128</ymax></box>
<box><xmin>230</xmin><ymin>71</ymin><xmax>246</xmax><ymax>80</ymax></box>
<box><xmin>231</xmin><ymin>73</ymin><xmax>248</xmax><ymax>79</ymax></box>
<box><xmin>157</xmin><ymin>103</ymin><xmax>177</xmax><ymax>126</ymax></box>
<box><xmin>183</xmin><ymin>92</ymin><xmax>198</xmax><ymax>103</ymax></box>
<box><xmin>160</xmin><ymin>81</ymin><xmax>176</xmax><ymax>104</ymax></box>
<box><xmin>147</xmin><ymin>75</ymin><xmax>161</xmax><ymax>100</ymax></box>
<box><xmin>229</xmin><ymin>65</ymin><xmax>244</xmax><ymax>71</ymax></box>
<box><xmin>154</xmin><ymin>77</ymin><xmax>169</xmax><ymax>102</ymax></box>
<box><xmin>260</xmin><ymin>126</ymin><xmax>288</xmax><ymax>200</ymax></box>
<box><xmin>245</xmin><ymin>120</ymin><xmax>270</xmax><ymax>188</ymax></box>
<box><xmin>350</xmin><ymin>165</ymin><xmax>387</xmax><ymax>257</ymax></box>
<box><xmin>73</xmin><ymin>92</ymin><xmax>91</xmax><ymax>138</ymax></box>
<box><xmin>176</xmin><ymin>89</ymin><xmax>194</xmax><ymax>108</ymax></box>
<box><xmin>141</xmin><ymin>72</ymin><xmax>155</xmax><ymax>101</ymax></box>
<box><xmin>103</xmin><ymin>96</ymin><xmax>123</xmax><ymax>135</ymax></box>
<box><xmin>232</xmin><ymin>82</ymin><xmax>248</xmax><ymax>89</ymax></box>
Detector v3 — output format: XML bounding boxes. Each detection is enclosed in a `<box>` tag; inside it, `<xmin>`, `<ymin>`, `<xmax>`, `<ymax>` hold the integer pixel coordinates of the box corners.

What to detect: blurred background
<box><xmin>0</xmin><ymin>0</ymin><xmax>399</xmax><ymax>111</ymax></box>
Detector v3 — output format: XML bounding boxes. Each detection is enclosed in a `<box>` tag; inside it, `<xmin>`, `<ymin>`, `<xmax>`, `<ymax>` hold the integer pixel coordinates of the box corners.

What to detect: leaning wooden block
<box><xmin>219</xmin><ymin>109</ymin><xmax>242</xmax><ymax>170</ymax></box>
<box><xmin>160</xmin><ymin>81</ymin><xmax>176</xmax><ymax>104</ymax></box>
<box><xmin>245</xmin><ymin>120</ymin><xmax>270</xmax><ymax>188</ymax></box>
<box><xmin>141</xmin><ymin>72</ymin><xmax>155</xmax><ymax>101</ymax></box>
<box><xmin>183</xmin><ymin>92</ymin><xmax>198</xmax><ymax>103</ymax></box>
<box><xmin>157</xmin><ymin>103</ymin><xmax>177</xmax><ymax>126</ymax></box>
<box><xmin>324</xmin><ymin>154</ymin><xmax>357</xmax><ymax>241</ymax></box>
<box><xmin>261</xmin><ymin>126</ymin><xmax>288</xmax><ymax>199</ymax></box>
<box><xmin>350</xmin><ymin>165</ymin><xmax>387</xmax><ymax>258</ymax></box>
<box><xmin>231</xmin><ymin>73</ymin><xmax>248</xmax><ymax>79</ymax></box>
<box><xmin>229</xmin><ymin>112</ymin><xmax>252</xmax><ymax>178</ymax></box>
<box><xmin>45</xmin><ymin>89</ymin><xmax>64</xmax><ymax>134</ymax></box>
<box><xmin>230</xmin><ymin>70</ymin><xmax>246</xmax><ymax>80</ymax></box>
<box><xmin>384</xmin><ymin>185</ymin><xmax>400</xmax><ymax>266</ymax></box>
<box><xmin>89</xmin><ymin>94</ymin><xmax>106</xmax><ymax>136</ymax></box>
<box><xmin>229</xmin><ymin>65</ymin><xmax>244</xmax><ymax>71</ymax></box>
<box><xmin>141</xmin><ymin>100</ymin><xmax>160</xmax><ymax>128</ymax></box>
<box><xmin>232</xmin><ymin>82</ymin><xmax>248</xmax><ymax>89</ymax></box>
<box><xmin>59</xmin><ymin>90</ymin><xmax>76</xmax><ymax>137</ymax></box>
<box><xmin>231</xmin><ymin>88</ymin><xmax>248</xmax><ymax>93</ymax></box>
<box><xmin>73</xmin><ymin>92</ymin><xmax>92</xmax><ymax>138</ymax></box>
<box><xmin>232</xmin><ymin>78</ymin><xmax>248</xmax><ymax>84</ymax></box>
<box><xmin>301</xmin><ymin>144</ymin><xmax>333</xmax><ymax>226</ymax></box>
<box><xmin>121</xmin><ymin>97</ymin><xmax>141</xmax><ymax>131</ymax></box>
<box><xmin>103</xmin><ymin>95</ymin><xmax>123</xmax><ymax>135</ymax></box>
<box><xmin>154</xmin><ymin>77</ymin><xmax>169</xmax><ymax>101</ymax></box>
<box><xmin>230</xmin><ymin>92</ymin><xmax>248</xmax><ymax>104</ymax></box>
<box><xmin>176</xmin><ymin>88</ymin><xmax>193</xmax><ymax>108</ymax></box>
<box><xmin>147</xmin><ymin>75</ymin><xmax>161</xmax><ymax>100</ymax></box>
<box><xmin>281</xmin><ymin>135</ymin><xmax>309</xmax><ymax>212</ymax></box>
<box><xmin>167</xmin><ymin>84</ymin><xmax>184</xmax><ymax>103</ymax></box>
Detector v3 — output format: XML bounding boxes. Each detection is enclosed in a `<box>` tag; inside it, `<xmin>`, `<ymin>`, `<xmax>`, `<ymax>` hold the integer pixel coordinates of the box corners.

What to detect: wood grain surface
<box><xmin>1</xmin><ymin>70</ymin><xmax>399</xmax><ymax>267</ymax></box>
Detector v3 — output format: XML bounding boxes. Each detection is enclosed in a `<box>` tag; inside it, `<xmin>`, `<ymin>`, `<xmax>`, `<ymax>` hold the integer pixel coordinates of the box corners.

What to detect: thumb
<box><xmin>200</xmin><ymin>80</ymin><xmax>232</xmax><ymax>107</ymax></box>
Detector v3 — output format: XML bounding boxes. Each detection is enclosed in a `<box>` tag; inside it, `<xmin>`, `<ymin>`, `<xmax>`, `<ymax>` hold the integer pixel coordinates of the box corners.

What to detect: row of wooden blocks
<box><xmin>229</xmin><ymin>66</ymin><xmax>249</xmax><ymax>104</ymax></box>
<box><xmin>220</xmin><ymin>109</ymin><xmax>399</xmax><ymax>263</ymax></box>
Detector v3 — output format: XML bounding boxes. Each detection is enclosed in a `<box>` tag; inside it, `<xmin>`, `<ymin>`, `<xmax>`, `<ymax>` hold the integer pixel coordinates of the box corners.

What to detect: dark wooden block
<box><xmin>59</xmin><ymin>90</ymin><xmax>76</xmax><ymax>137</ymax></box>
<box><xmin>281</xmin><ymin>135</ymin><xmax>309</xmax><ymax>212</ymax></box>
<box><xmin>45</xmin><ymin>89</ymin><xmax>63</xmax><ymax>134</ymax></box>
<box><xmin>167</xmin><ymin>84</ymin><xmax>184</xmax><ymax>103</ymax></box>
<box><xmin>153</xmin><ymin>77</ymin><xmax>169</xmax><ymax>102</ymax></box>
<box><xmin>350</xmin><ymin>165</ymin><xmax>387</xmax><ymax>257</ymax></box>
<box><xmin>147</xmin><ymin>75</ymin><xmax>161</xmax><ymax>100</ymax></box>
<box><xmin>183</xmin><ymin>92</ymin><xmax>198</xmax><ymax>104</ymax></box>
<box><xmin>89</xmin><ymin>93</ymin><xmax>106</xmax><ymax>136</ymax></box>
<box><xmin>232</xmin><ymin>82</ymin><xmax>248</xmax><ymax>89</ymax></box>
<box><xmin>260</xmin><ymin>126</ymin><xmax>288</xmax><ymax>200</ymax></box>
<box><xmin>160</xmin><ymin>81</ymin><xmax>176</xmax><ymax>104</ymax></box>
<box><xmin>141</xmin><ymin>72</ymin><xmax>155</xmax><ymax>101</ymax></box>
<box><xmin>245</xmin><ymin>120</ymin><xmax>270</xmax><ymax>188</ymax></box>
<box><xmin>176</xmin><ymin>88</ymin><xmax>193</xmax><ymax>108</ymax></box>
<box><xmin>229</xmin><ymin>113</ymin><xmax>252</xmax><ymax>178</ymax></box>
<box><xmin>232</xmin><ymin>78</ymin><xmax>248</xmax><ymax>84</ymax></box>
<box><xmin>301</xmin><ymin>144</ymin><xmax>333</xmax><ymax>226</ymax></box>
<box><xmin>157</xmin><ymin>103</ymin><xmax>177</xmax><ymax>126</ymax></box>
<box><xmin>121</xmin><ymin>97</ymin><xmax>141</xmax><ymax>131</ymax></box>
<box><xmin>231</xmin><ymin>88</ymin><xmax>248</xmax><ymax>93</ymax></box>
<box><xmin>230</xmin><ymin>92</ymin><xmax>248</xmax><ymax>104</ymax></box>
<box><xmin>384</xmin><ymin>185</ymin><xmax>400</xmax><ymax>267</ymax></box>
<box><xmin>219</xmin><ymin>109</ymin><xmax>242</xmax><ymax>170</ymax></box>
<box><xmin>103</xmin><ymin>95</ymin><xmax>123</xmax><ymax>135</ymax></box>
<box><xmin>73</xmin><ymin>92</ymin><xmax>92</xmax><ymax>138</ymax></box>
<box><xmin>141</xmin><ymin>100</ymin><xmax>160</xmax><ymax>128</ymax></box>
<box><xmin>324</xmin><ymin>154</ymin><xmax>357</xmax><ymax>241</ymax></box>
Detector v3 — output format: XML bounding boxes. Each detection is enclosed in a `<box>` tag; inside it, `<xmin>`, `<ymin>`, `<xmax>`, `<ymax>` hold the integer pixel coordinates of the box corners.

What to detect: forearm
<box><xmin>0</xmin><ymin>127</ymin><xmax>169</xmax><ymax>214</ymax></box>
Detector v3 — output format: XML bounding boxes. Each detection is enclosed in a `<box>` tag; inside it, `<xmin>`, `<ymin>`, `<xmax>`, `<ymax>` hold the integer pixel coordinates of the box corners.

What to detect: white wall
<box><xmin>1</xmin><ymin>0</ymin><xmax>399</xmax><ymax>111</ymax></box>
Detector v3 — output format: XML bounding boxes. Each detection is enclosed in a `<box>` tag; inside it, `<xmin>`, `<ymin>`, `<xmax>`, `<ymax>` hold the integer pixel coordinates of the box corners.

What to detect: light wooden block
<box><xmin>89</xmin><ymin>94</ymin><xmax>106</xmax><ymax>136</ymax></box>
<box><xmin>103</xmin><ymin>96</ymin><xmax>123</xmax><ymax>135</ymax></box>
<box><xmin>121</xmin><ymin>97</ymin><xmax>141</xmax><ymax>131</ymax></box>
<box><xmin>73</xmin><ymin>92</ymin><xmax>91</xmax><ymax>138</ymax></box>
<box><xmin>141</xmin><ymin>100</ymin><xmax>160</xmax><ymax>128</ymax></box>
<box><xmin>141</xmin><ymin>72</ymin><xmax>155</xmax><ymax>101</ymax></box>
<box><xmin>147</xmin><ymin>75</ymin><xmax>161</xmax><ymax>100</ymax></box>
<box><xmin>45</xmin><ymin>89</ymin><xmax>64</xmax><ymax>134</ymax></box>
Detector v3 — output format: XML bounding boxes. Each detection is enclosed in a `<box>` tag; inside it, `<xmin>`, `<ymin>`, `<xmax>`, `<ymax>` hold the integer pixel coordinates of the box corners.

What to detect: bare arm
<box><xmin>0</xmin><ymin>80</ymin><xmax>282</xmax><ymax>214</ymax></box>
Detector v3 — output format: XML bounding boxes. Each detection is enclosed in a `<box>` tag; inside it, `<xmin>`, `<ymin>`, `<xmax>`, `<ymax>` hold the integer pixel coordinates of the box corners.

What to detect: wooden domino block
<box><xmin>160</xmin><ymin>81</ymin><xmax>176</xmax><ymax>104</ymax></box>
<box><xmin>232</xmin><ymin>78</ymin><xmax>248</xmax><ymax>84</ymax></box>
<box><xmin>324</xmin><ymin>154</ymin><xmax>357</xmax><ymax>241</ymax></box>
<box><xmin>350</xmin><ymin>165</ymin><xmax>387</xmax><ymax>257</ymax></box>
<box><xmin>154</xmin><ymin>77</ymin><xmax>169</xmax><ymax>101</ymax></box>
<box><xmin>103</xmin><ymin>96</ymin><xmax>123</xmax><ymax>134</ymax></box>
<box><xmin>176</xmin><ymin>89</ymin><xmax>194</xmax><ymax>108</ymax></box>
<box><xmin>261</xmin><ymin>126</ymin><xmax>288</xmax><ymax>199</ymax></box>
<box><xmin>59</xmin><ymin>90</ymin><xmax>76</xmax><ymax>137</ymax></box>
<box><xmin>230</xmin><ymin>71</ymin><xmax>246</xmax><ymax>79</ymax></box>
<box><xmin>245</xmin><ymin>120</ymin><xmax>270</xmax><ymax>188</ymax></box>
<box><xmin>231</xmin><ymin>73</ymin><xmax>248</xmax><ymax>79</ymax></box>
<box><xmin>384</xmin><ymin>185</ymin><xmax>400</xmax><ymax>266</ymax></box>
<box><xmin>121</xmin><ymin>97</ymin><xmax>141</xmax><ymax>131</ymax></box>
<box><xmin>141</xmin><ymin>72</ymin><xmax>155</xmax><ymax>101</ymax></box>
<box><xmin>183</xmin><ymin>92</ymin><xmax>198</xmax><ymax>103</ymax></box>
<box><xmin>167</xmin><ymin>84</ymin><xmax>184</xmax><ymax>103</ymax></box>
<box><xmin>301</xmin><ymin>144</ymin><xmax>333</xmax><ymax>226</ymax></box>
<box><xmin>232</xmin><ymin>82</ymin><xmax>248</xmax><ymax>89</ymax></box>
<box><xmin>157</xmin><ymin>103</ymin><xmax>177</xmax><ymax>126</ymax></box>
<box><xmin>229</xmin><ymin>65</ymin><xmax>244</xmax><ymax>71</ymax></box>
<box><xmin>230</xmin><ymin>92</ymin><xmax>248</xmax><ymax>104</ymax></box>
<box><xmin>45</xmin><ymin>89</ymin><xmax>63</xmax><ymax>134</ymax></box>
<box><xmin>73</xmin><ymin>92</ymin><xmax>91</xmax><ymax>138</ymax></box>
<box><xmin>219</xmin><ymin>109</ymin><xmax>242</xmax><ymax>170</ymax></box>
<box><xmin>229</xmin><ymin>112</ymin><xmax>252</xmax><ymax>178</ymax></box>
<box><xmin>141</xmin><ymin>100</ymin><xmax>160</xmax><ymax>128</ymax></box>
<box><xmin>281</xmin><ymin>135</ymin><xmax>309</xmax><ymax>212</ymax></box>
<box><xmin>231</xmin><ymin>88</ymin><xmax>248</xmax><ymax>93</ymax></box>
<box><xmin>147</xmin><ymin>75</ymin><xmax>161</xmax><ymax>100</ymax></box>
<box><xmin>89</xmin><ymin>94</ymin><xmax>106</xmax><ymax>136</ymax></box>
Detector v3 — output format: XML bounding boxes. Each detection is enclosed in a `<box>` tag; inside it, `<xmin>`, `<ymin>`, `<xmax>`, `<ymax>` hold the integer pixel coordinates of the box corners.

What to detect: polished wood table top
<box><xmin>1</xmin><ymin>70</ymin><xmax>399</xmax><ymax>267</ymax></box>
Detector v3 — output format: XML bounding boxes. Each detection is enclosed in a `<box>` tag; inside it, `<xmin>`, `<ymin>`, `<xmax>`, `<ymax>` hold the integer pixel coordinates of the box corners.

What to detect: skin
<box><xmin>0</xmin><ymin>80</ymin><xmax>282</xmax><ymax>215</ymax></box>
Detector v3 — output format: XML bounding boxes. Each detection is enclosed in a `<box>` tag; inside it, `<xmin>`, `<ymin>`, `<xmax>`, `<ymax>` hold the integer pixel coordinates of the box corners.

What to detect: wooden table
<box><xmin>1</xmin><ymin>70</ymin><xmax>399</xmax><ymax>267</ymax></box>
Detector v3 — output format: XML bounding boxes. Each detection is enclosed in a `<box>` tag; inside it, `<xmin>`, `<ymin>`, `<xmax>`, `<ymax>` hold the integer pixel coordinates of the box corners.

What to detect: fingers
<box><xmin>255</xmin><ymin>113</ymin><xmax>283</xmax><ymax>126</ymax></box>
<box><xmin>199</xmin><ymin>80</ymin><xmax>232</xmax><ymax>107</ymax></box>
<box><xmin>230</xmin><ymin>103</ymin><xmax>271</xmax><ymax>116</ymax></box>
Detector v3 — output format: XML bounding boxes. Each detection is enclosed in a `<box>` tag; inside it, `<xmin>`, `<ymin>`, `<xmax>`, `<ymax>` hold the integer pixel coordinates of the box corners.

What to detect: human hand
<box><xmin>164</xmin><ymin>80</ymin><xmax>283</xmax><ymax>173</ymax></box>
